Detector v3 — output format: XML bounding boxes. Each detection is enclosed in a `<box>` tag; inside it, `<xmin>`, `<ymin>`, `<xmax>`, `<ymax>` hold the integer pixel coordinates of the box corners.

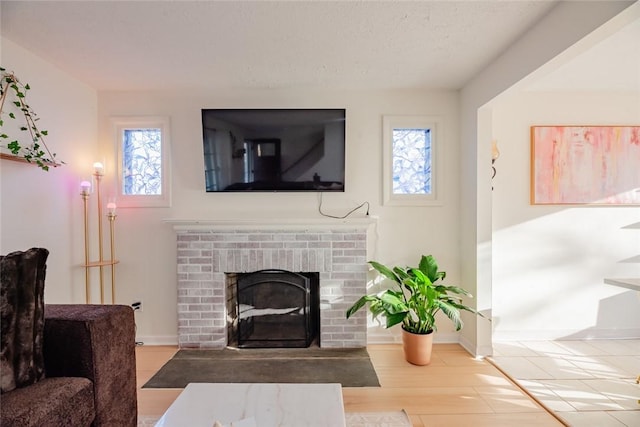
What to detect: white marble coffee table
<box><xmin>154</xmin><ymin>383</ymin><xmax>346</xmax><ymax>427</ymax></box>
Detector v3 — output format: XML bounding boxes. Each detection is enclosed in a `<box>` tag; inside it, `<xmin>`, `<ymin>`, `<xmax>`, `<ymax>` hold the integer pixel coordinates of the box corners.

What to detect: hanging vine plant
<box><xmin>0</xmin><ymin>67</ymin><xmax>62</xmax><ymax>171</ymax></box>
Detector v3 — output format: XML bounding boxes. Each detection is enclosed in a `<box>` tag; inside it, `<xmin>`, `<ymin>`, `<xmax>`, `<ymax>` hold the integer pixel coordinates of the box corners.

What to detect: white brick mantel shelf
<box><xmin>164</xmin><ymin>217</ymin><xmax>374</xmax><ymax>349</ymax></box>
<box><xmin>164</xmin><ymin>217</ymin><xmax>375</xmax><ymax>231</ymax></box>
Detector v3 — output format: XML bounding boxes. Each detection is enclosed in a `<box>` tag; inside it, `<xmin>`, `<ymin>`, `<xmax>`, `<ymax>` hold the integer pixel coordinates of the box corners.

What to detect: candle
<box><xmin>107</xmin><ymin>202</ymin><xmax>117</xmax><ymax>215</ymax></box>
<box><xmin>80</xmin><ymin>181</ymin><xmax>91</xmax><ymax>195</ymax></box>
<box><xmin>491</xmin><ymin>140</ymin><xmax>500</xmax><ymax>161</ymax></box>
<box><xmin>93</xmin><ymin>162</ymin><xmax>104</xmax><ymax>175</ymax></box>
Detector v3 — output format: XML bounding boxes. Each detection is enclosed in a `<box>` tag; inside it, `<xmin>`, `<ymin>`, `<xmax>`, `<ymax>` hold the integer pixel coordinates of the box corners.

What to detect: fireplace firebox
<box><xmin>231</xmin><ymin>270</ymin><xmax>319</xmax><ymax>348</ymax></box>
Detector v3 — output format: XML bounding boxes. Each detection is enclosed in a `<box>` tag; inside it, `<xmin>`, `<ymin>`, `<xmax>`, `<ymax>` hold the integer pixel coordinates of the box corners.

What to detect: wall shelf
<box><xmin>604</xmin><ymin>278</ymin><xmax>640</xmax><ymax>292</ymax></box>
<box><xmin>603</xmin><ymin>221</ymin><xmax>640</xmax><ymax>292</ymax></box>
<box><xmin>0</xmin><ymin>153</ymin><xmax>61</xmax><ymax>167</ymax></box>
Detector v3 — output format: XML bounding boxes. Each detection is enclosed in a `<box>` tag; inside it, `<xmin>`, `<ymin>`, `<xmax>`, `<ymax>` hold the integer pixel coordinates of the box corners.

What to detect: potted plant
<box><xmin>346</xmin><ymin>254</ymin><xmax>484</xmax><ymax>365</ymax></box>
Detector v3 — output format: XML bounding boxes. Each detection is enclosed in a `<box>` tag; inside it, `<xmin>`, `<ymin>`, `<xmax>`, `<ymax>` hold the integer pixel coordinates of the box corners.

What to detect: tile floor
<box><xmin>489</xmin><ymin>339</ymin><xmax>640</xmax><ymax>427</ymax></box>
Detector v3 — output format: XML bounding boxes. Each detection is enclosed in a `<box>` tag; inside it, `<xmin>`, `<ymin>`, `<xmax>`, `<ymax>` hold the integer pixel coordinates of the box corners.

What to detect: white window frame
<box><xmin>382</xmin><ymin>115</ymin><xmax>443</xmax><ymax>206</ymax></box>
<box><xmin>112</xmin><ymin>116</ymin><xmax>171</xmax><ymax>208</ymax></box>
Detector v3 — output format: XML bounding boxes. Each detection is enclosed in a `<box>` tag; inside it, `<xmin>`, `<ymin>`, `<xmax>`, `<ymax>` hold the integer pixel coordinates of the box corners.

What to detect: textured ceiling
<box><xmin>0</xmin><ymin>0</ymin><xmax>559</xmax><ymax>91</ymax></box>
<box><xmin>526</xmin><ymin>17</ymin><xmax>640</xmax><ymax>93</ymax></box>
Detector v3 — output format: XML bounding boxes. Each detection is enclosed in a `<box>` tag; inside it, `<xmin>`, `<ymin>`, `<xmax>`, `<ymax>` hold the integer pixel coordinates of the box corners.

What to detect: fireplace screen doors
<box><xmin>236</xmin><ymin>270</ymin><xmax>318</xmax><ymax>348</ymax></box>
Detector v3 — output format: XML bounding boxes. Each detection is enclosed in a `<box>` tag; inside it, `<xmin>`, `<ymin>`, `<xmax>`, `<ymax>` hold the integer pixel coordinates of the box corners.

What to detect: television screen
<box><xmin>202</xmin><ymin>109</ymin><xmax>345</xmax><ymax>192</ymax></box>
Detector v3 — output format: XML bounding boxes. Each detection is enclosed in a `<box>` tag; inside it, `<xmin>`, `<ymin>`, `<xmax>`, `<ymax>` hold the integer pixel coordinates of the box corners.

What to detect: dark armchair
<box><xmin>1</xmin><ymin>248</ymin><xmax>138</xmax><ymax>427</ymax></box>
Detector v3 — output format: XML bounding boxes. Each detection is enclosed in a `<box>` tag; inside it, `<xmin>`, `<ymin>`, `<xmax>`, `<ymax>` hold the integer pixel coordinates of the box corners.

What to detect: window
<box><xmin>383</xmin><ymin>115</ymin><xmax>442</xmax><ymax>206</ymax></box>
<box><xmin>113</xmin><ymin>116</ymin><xmax>171</xmax><ymax>207</ymax></box>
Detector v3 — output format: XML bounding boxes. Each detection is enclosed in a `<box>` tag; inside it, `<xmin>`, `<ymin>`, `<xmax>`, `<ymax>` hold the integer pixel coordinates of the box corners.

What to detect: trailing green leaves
<box><xmin>0</xmin><ymin>67</ymin><xmax>62</xmax><ymax>170</ymax></box>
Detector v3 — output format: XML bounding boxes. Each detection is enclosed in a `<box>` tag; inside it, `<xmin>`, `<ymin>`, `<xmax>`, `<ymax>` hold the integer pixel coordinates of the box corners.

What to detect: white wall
<box><xmin>0</xmin><ymin>38</ymin><xmax>98</xmax><ymax>303</ymax></box>
<box><xmin>491</xmin><ymin>92</ymin><xmax>640</xmax><ymax>340</ymax></box>
<box><xmin>96</xmin><ymin>89</ymin><xmax>462</xmax><ymax>344</ymax></box>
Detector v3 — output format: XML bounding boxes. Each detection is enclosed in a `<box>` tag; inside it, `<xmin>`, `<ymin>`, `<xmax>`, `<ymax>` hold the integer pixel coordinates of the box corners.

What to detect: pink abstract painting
<box><xmin>531</xmin><ymin>126</ymin><xmax>640</xmax><ymax>205</ymax></box>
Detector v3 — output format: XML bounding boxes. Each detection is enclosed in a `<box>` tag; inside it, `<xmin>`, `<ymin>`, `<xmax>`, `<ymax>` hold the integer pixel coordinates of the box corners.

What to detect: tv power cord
<box><xmin>317</xmin><ymin>192</ymin><xmax>370</xmax><ymax>219</ymax></box>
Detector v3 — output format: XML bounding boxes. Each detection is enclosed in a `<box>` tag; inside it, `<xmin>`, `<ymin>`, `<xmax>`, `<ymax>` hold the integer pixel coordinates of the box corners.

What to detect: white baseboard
<box><xmin>136</xmin><ymin>335</ymin><xmax>178</xmax><ymax>346</ymax></box>
<box><xmin>433</xmin><ymin>332</ymin><xmax>463</xmax><ymax>343</ymax></box>
<box><xmin>366</xmin><ymin>330</ymin><xmax>462</xmax><ymax>345</ymax></box>
<box><xmin>365</xmin><ymin>329</ymin><xmax>401</xmax><ymax>344</ymax></box>
<box><xmin>137</xmin><ymin>331</ymin><xmax>466</xmax><ymax>347</ymax></box>
<box><xmin>493</xmin><ymin>328</ymin><xmax>640</xmax><ymax>342</ymax></box>
<box><xmin>458</xmin><ymin>335</ymin><xmax>493</xmax><ymax>357</ymax></box>
<box><xmin>135</xmin><ymin>328</ymin><xmax>640</xmax><ymax>350</ymax></box>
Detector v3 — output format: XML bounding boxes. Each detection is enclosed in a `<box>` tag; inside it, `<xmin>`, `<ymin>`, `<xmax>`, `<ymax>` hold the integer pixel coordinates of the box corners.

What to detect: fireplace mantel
<box><xmin>163</xmin><ymin>217</ymin><xmax>375</xmax><ymax>231</ymax></box>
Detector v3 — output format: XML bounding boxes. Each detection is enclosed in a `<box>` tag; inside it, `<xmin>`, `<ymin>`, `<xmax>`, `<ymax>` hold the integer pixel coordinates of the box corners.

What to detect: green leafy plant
<box><xmin>346</xmin><ymin>254</ymin><xmax>483</xmax><ymax>334</ymax></box>
<box><xmin>0</xmin><ymin>67</ymin><xmax>61</xmax><ymax>171</ymax></box>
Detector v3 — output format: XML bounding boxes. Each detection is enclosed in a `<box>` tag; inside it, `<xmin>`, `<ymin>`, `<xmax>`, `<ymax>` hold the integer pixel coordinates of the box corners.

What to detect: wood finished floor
<box><xmin>136</xmin><ymin>343</ymin><xmax>563</xmax><ymax>427</ymax></box>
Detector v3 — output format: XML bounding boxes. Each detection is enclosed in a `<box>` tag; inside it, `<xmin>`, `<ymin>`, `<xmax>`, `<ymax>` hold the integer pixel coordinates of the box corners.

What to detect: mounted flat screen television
<box><xmin>202</xmin><ymin>109</ymin><xmax>345</xmax><ymax>192</ymax></box>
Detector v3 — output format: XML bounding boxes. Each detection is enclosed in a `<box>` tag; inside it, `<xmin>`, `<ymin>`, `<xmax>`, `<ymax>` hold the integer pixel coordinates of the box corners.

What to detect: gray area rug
<box><xmin>143</xmin><ymin>347</ymin><xmax>380</xmax><ymax>388</ymax></box>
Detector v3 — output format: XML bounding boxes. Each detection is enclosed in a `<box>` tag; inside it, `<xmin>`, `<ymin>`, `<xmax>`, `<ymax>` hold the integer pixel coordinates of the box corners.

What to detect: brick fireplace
<box><xmin>167</xmin><ymin>219</ymin><xmax>371</xmax><ymax>349</ymax></box>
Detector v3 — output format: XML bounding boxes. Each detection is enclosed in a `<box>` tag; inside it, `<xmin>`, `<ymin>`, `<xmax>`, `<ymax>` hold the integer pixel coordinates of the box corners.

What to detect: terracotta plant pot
<box><xmin>402</xmin><ymin>327</ymin><xmax>434</xmax><ymax>366</ymax></box>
